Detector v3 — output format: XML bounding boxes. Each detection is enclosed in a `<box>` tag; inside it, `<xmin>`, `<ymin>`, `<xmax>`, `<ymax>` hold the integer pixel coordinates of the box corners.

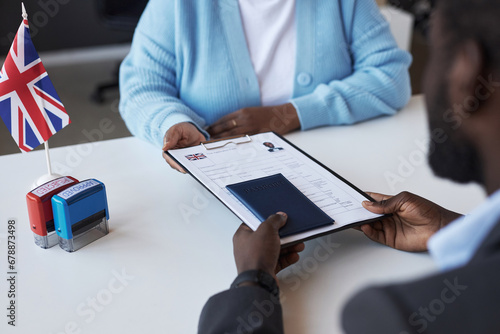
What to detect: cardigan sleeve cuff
<box><xmin>291</xmin><ymin>87</ymin><xmax>337</xmax><ymax>131</ymax></box>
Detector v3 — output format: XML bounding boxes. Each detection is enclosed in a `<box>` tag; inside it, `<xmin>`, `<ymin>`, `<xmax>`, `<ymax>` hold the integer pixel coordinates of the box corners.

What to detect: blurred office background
<box><xmin>0</xmin><ymin>0</ymin><xmax>432</xmax><ymax>156</ymax></box>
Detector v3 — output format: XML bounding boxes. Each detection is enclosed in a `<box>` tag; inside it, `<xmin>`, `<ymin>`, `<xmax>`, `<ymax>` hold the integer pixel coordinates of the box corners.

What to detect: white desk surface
<box><xmin>0</xmin><ymin>95</ymin><xmax>485</xmax><ymax>334</ymax></box>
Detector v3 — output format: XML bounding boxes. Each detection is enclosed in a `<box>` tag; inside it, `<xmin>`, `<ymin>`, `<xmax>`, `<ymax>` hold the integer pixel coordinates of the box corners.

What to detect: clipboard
<box><xmin>167</xmin><ymin>132</ymin><xmax>387</xmax><ymax>246</ymax></box>
<box><xmin>201</xmin><ymin>134</ymin><xmax>252</xmax><ymax>150</ymax></box>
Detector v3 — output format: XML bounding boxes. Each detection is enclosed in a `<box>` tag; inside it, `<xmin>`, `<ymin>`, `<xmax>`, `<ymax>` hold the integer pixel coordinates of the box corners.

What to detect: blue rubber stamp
<box><xmin>52</xmin><ymin>179</ymin><xmax>109</xmax><ymax>252</ymax></box>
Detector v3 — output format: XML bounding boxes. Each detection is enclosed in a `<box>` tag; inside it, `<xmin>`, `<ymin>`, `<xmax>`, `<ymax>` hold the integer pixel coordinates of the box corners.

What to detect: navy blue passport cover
<box><xmin>226</xmin><ymin>174</ymin><xmax>334</xmax><ymax>238</ymax></box>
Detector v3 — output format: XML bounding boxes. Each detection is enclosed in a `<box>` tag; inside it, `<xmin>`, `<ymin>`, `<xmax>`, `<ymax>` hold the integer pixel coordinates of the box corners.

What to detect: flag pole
<box><xmin>32</xmin><ymin>0</ymin><xmax>61</xmax><ymax>188</ymax></box>
<box><xmin>12</xmin><ymin>2</ymin><xmax>64</xmax><ymax>188</ymax></box>
<box><xmin>33</xmin><ymin>139</ymin><xmax>62</xmax><ymax>188</ymax></box>
<box><xmin>44</xmin><ymin>141</ymin><xmax>53</xmax><ymax>175</ymax></box>
<box><xmin>22</xmin><ymin>2</ymin><xmax>27</xmax><ymax>20</ymax></box>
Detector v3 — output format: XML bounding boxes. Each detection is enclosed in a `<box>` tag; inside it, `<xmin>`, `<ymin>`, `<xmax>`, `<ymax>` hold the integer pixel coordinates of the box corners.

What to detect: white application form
<box><xmin>168</xmin><ymin>132</ymin><xmax>383</xmax><ymax>245</ymax></box>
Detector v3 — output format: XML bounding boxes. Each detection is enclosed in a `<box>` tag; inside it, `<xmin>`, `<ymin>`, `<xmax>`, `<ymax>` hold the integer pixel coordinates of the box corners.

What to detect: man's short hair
<box><xmin>438</xmin><ymin>0</ymin><xmax>500</xmax><ymax>71</ymax></box>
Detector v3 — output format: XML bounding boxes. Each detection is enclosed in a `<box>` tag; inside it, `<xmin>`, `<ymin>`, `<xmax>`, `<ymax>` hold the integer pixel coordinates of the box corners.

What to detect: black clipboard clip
<box><xmin>201</xmin><ymin>134</ymin><xmax>252</xmax><ymax>150</ymax></box>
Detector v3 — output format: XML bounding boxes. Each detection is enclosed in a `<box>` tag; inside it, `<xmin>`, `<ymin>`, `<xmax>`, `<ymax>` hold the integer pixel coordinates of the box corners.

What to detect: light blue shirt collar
<box><xmin>428</xmin><ymin>189</ymin><xmax>500</xmax><ymax>272</ymax></box>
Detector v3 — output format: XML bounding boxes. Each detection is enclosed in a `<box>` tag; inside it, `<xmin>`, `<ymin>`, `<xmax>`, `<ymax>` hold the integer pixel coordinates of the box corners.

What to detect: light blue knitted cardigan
<box><xmin>119</xmin><ymin>0</ymin><xmax>412</xmax><ymax>147</ymax></box>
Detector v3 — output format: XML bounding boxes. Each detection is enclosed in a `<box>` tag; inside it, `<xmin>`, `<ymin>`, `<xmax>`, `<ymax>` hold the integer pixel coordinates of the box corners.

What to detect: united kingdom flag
<box><xmin>0</xmin><ymin>8</ymin><xmax>70</xmax><ymax>152</ymax></box>
<box><xmin>185</xmin><ymin>153</ymin><xmax>207</xmax><ymax>161</ymax></box>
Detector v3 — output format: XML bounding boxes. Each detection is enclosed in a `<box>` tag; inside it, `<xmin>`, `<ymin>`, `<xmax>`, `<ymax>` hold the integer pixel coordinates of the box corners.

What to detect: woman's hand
<box><xmin>162</xmin><ymin>122</ymin><xmax>206</xmax><ymax>173</ymax></box>
<box><xmin>207</xmin><ymin>103</ymin><xmax>300</xmax><ymax>139</ymax></box>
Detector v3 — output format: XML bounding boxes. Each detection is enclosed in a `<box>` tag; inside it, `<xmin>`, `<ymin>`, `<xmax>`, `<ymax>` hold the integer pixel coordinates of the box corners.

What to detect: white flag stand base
<box><xmin>32</xmin><ymin>173</ymin><xmax>63</xmax><ymax>189</ymax></box>
<box><xmin>31</xmin><ymin>141</ymin><xmax>61</xmax><ymax>189</ymax></box>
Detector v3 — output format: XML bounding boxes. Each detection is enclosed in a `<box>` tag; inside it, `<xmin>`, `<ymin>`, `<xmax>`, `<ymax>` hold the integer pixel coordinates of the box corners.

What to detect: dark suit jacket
<box><xmin>198</xmin><ymin>220</ymin><xmax>500</xmax><ymax>333</ymax></box>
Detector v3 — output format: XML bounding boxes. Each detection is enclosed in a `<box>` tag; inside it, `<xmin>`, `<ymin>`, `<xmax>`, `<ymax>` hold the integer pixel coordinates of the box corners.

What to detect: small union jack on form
<box><xmin>0</xmin><ymin>8</ymin><xmax>70</xmax><ymax>152</ymax></box>
<box><xmin>185</xmin><ymin>153</ymin><xmax>207</xmax><ymax>161</ymax></box>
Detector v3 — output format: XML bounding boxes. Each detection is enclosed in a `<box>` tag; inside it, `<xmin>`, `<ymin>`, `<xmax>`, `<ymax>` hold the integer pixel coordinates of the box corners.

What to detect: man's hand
<box><xmin>233</xmin><ymin>212</ymin><xmax>305</xmax><ymax>279</ymax></box>
<box><xmin>207</xmin><ymin>103</ymin><xmax>300</xmax><ymax>139</ymax></box>
<box><xmin>162</xmin><ymin>122</ymin><xmax>206</xmax><ymax>173</ymax></box>
<box><xmin>360</xmin><ymin>192</ymin><xmax>462</xmax><ymax>252</ymax></box>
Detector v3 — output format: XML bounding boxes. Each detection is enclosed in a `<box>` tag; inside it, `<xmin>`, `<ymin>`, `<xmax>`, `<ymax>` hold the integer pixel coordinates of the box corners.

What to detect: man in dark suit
<box><xmin>198</xmin><ymin>0</ymin><xmax>500</xmax><ymax>332</ymax></box>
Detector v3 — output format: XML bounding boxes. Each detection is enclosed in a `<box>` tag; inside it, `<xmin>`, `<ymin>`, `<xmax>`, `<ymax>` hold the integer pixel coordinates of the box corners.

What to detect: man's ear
<box><xmin>448</xmin><ymin>40</ymin><xmax>484</xmax><ymax>107</ymax></box>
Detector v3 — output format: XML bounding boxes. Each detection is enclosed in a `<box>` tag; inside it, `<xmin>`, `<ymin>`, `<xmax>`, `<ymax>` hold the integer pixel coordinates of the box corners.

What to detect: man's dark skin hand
<box><xmin>232</xmin><ymin>193</ymin><xmax>461</xmax><ymax>290</ymax></box>
<box><xmin>233</xmin><ymin>212</ymin><xmax>305</xmax><ymax>283</ymax></box>
<box><xmin>360</xmin><ymin>191</ymin><xmax>462</xmax><ymax>252</ymax></box>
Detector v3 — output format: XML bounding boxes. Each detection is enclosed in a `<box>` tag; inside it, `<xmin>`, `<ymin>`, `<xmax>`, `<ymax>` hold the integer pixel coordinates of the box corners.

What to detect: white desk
<box><xmin>0</xmin><ymin>95</ymin><xmax>485</xmax><ymax>334</ymax></box>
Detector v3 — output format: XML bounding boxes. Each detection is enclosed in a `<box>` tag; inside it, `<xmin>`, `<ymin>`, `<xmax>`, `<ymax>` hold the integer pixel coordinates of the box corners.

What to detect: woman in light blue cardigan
<box><xmin>119</xmin><ymin>0</ymin><xmax>411</xmax><ymax>171</ymax></box>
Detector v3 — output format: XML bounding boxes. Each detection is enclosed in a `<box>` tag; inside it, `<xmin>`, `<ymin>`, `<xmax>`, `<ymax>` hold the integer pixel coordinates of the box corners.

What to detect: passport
<box><xmin>226</xmin><ymin>174</ymin><xmax>334</xmax><ymax>238</ymax></box>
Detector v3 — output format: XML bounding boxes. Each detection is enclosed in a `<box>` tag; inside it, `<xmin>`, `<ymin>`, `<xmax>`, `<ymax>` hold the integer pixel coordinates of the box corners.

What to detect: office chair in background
<box><xmin>388</xmin><ymin>0</ymin><xmax>436</xmax><ymax>37</ymax></box>
<box><xmin>92</xmin><ymin>0</ymin><xmax>148</xmax><ymax>103</ymax></box>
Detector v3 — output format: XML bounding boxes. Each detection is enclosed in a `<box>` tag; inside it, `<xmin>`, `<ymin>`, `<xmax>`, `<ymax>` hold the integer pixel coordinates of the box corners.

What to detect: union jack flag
<box><xmin>185</xmin><ymin>153</ymin><xmax>207</xmax><ymax>161</ymax></box>
<box><xmin>0</xmin><ymin>13</ymin><xmax>70</xmax><ymax>152</ymax></box>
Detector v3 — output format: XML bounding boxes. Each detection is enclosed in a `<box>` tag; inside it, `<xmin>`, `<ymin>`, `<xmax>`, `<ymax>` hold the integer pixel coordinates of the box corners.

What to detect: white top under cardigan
<box><xmin>238</xmin><ymin>0</ymin><xmax>297</xmax><ymax>106</ymax></box>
